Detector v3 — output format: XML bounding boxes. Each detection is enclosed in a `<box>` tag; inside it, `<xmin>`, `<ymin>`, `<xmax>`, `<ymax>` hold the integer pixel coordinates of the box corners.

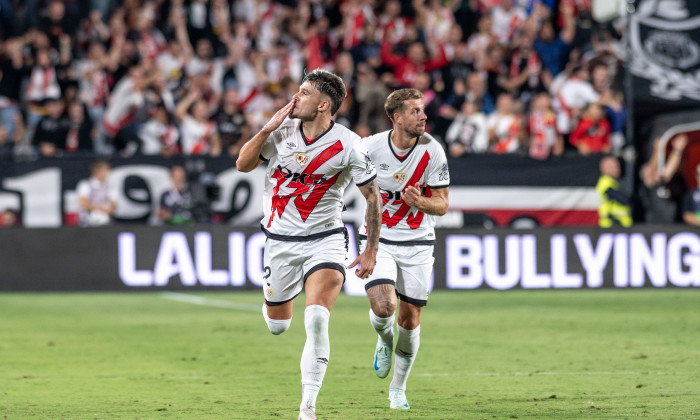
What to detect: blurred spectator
<box><xmin>487</xmin><ymin>93</ymin><xmax>522</xmax><ymax>154</ymax></box>
<box><xmin>350</xmin><ymin>23</ymin><xmax>382</xmax><ymax>67</ymax></box>
<box><xmin>102</xmin><ymin>65</ymin><xmax>150</xmax><ymax>155</ymax></box>
<box><xmin>442</xmin><ymin>72</ymin><xmax>495</xmax><ymax>119</ymax></box>
<box><xmin>569</xmin><ymin>103</ymin><xmax>611</xmax><ymax>155</ymax></box>
<box><xmin>445</xmin><ymin>99</ymin><xmax>488</xmax><ymax>157</ymax></box>
<box><xmin>640</xmin><ymin>135</ymin><xmax>688</xmax><ymax>223</ymax></box>
<box><xmin>33</xmin><ymin>97</ymin><xmax>70</xmax><ymax>158</ymax></box>
<box><xmin>77</xmin><ymin>160</ymin><xmax>117</xmax><ymax>227</ymax></box>
<box><xmin>184</xmin><ymin>37</ymin><xmax>226</xmax><ymax>109</ymax></box>
<box><xmin>175</xmin><ymin>88</ymin><xmax>221</xmax><ymax>156</ymax></box>
<box><xmin>526</xmin><ymin>92</ymin><xmax>562</xmax><ymax>159</ymax></box>
<box><xmin>38</xmin><ymin>0</ymin><xmax>78</xmax><ymax>50</ymax></box>
<box><xmin>0</xmin><ymin>112</ymin><xmax>23</xmax><ymax>158</ymax></box>
<box><xmin>483</xmin><ymin>45</ymin><xmax>509</xmax><ymax>101</ymax></box>
<box><xmin>596</xmin><ymin>155</ymin><xmax>632</xmax><ymax>228</ymax></box>
<box><xmin>0</xmin><ymin>38</ymin><xmax>26</xmax><ymax>146</ymax></box>
<box><xmin>215</xmin><ymin>86</ymin><xmax>251</xmax><ymax>157</ymax></box>
<box><xmin>682</xmin><ymin>164</ymin><xmax>700</xmax><ymax>227</ymax></box>
<box><xmin>490</xmin><ymin>0</ymin><xmax>527</xmax><ymax>45</ymax></box>
<box><xmin>411</xmin><ymin>71</ymin><xmax>442</xmax><ymax>134</ymax></box>
<box><xmin>65</xmin><ymin>101</ymin><xmax>96</xmax><ymax>154</ymax></box>
<box><xmin>354</xmin><ymin>62</ymin><xmax>390</xmax><ymax>134</ymax></box>
<box><xmin>75</xmin><ymin>41</ymin><xmax>113</xmax><ymax>154</ymax></box>
<box><xmin>158</xmin><ymin>165</ymin><xmax>194</xmax><ymax>225</ymax></box>
<box><xmin>25</xmin><ymin>47</ymin><xmax>63</xmax><ymax>133</ymax></box>
<box><xmin>502</xmin><ymin>34</ymin><xmax>542</xmax><ymax>104</ymax></box>
<box><xmin>599</xmin><ymin>89</ymin><xmax>627</xmax><ymax>155</ymax></box>
<box><xmin>377</xmin><ymin>0</ymin><xmax>411</xmax><ymax>44</ymax></box>
<box><xmin>552</xmin><ymin>65</ymin><xmax>598</xmax><ymax>135</ymax></box>
<box><xmin>0</xmin><ymin>208</ymin><xmax>20</xmax><ymax>227</ymax></box>
<box><xmin>137</xmin><ymin>104</ymin><xmax>180</xmax><ymax>156</ymax></box>
<box><xmin>534</xmin><ymin>3</ymin><xmax>575</xmax><ymax>79</ymax></box>
<box><xmin>466</xmin><ymin>14</ymin><xmax>494</xmax><ymax>68</ymax></box>
<box><xmin>380</xmin><ymin>38</ymin><xmax>447</xmax><ymax>88</ymax></box>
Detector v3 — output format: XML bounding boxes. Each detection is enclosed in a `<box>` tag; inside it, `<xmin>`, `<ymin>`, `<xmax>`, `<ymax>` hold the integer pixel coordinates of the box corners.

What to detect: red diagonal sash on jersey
<box><xmin>268</xmin><ymin>140</ymin><xmax>344</xmax><ymax>226</ymax></box>
<box><xmin>382</xmin><ymin>151</ymin><xmax>431</xmax><ymax>229</ymax></box>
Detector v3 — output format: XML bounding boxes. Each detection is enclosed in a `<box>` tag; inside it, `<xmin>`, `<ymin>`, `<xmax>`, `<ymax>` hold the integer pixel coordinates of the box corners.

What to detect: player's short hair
<box><xmin>90</xmin><ymin>160</ymin><xmax>110</xmax><ymax>173</ymax></box>
<box><xmin>301</xmin><ymin>69</ymin><xmax>347</xmax><ymax>115</ymax></box>
<box><xmin>384</xmin><ymin>88</ymin><xmax>424</xmax><ymax>122</ymax></box>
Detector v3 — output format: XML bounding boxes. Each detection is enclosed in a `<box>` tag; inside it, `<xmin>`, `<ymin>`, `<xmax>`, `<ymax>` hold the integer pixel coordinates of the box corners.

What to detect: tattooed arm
<box><xmin>349</xmin><ymin>178</ymin><xmax>381</xmax><ymax>278</ymax></box>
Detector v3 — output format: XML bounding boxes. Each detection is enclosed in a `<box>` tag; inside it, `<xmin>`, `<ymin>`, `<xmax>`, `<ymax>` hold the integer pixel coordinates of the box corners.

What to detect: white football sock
<box><xmin>262</xmin><ymin>303</ymin><xmax>291</xmax><ymax>335</ymax></box>
<box><xmin>300</xmin><ymin>305</ymin><xmax>330</xmax><ymax>410</ymax></box>
<box><xmin>369</xmin><ymin>308</ymin><xmax>395</xmax><ymax>345</ymax></box>
<box><xmin>390</xmin><ymin>325</ymin><xmax>420</xmax><ymax>391</ymax></box>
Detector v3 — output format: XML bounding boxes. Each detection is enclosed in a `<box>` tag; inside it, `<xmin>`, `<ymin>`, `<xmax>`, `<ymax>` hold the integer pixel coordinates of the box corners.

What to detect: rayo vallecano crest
<box><xmin>630</xmin><ymin>0</ymin><xmax>700</xmax><ymax>100</ymax></box>
<box><xmin>393</xmin><ymin>173</ymin><xmax>407</xmax><ymax>184</ymax></box>
<box><xmin>295</xmin><ymin>152</ymin><xmax>310</xmax><ymax>167</ymax></box>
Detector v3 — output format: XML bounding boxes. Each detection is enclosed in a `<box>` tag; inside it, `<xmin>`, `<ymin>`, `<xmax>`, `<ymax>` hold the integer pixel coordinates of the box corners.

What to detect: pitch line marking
<box><xmin>160</xmin><ymin>292</ymin><xmax>260</xmax><ymax>312</ymax></box>
<box><xmin>473</xmin><ymin>371</ymin><xmax>693</xmax><ymax>377</ymax></box>
<box><xmin>412</xmin><ymin>371</ymin><xmax>696</xmax><ymax>377</ymax></box>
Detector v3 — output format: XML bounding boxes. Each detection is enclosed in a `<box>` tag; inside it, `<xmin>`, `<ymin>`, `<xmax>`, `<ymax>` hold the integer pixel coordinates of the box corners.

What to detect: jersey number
<box><xmin>381</xmin><ymin>151</ymin><xmax>431</xmax><ymax>230</ymax></box>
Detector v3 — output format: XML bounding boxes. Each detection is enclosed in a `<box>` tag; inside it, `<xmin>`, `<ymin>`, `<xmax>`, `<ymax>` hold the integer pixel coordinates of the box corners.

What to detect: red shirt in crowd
<box><xmin>380</xmin><ymin>42</ymin><xmax>448</xmax><ymax>87</ymax></box>
<box><xmin>569</xmin><ymin>117</ymin><xmax>611</xmax><ymax>153</ymax></box>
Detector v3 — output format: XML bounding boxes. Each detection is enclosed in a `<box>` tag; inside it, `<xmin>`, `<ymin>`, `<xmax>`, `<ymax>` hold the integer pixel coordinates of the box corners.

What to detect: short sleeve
<box><xmin>349</xmin><ymin>138</ymin><xmax>376</xmax><ymax>186</ymax></box>
<box><xmin>76</xmin><ymin>180</ymin><xmax>90</xmax><ymax>198</ymax></box>
<box><xmin>259</xmin><ymin>133</ymin><xmax>276</xmax><ymax>161</ymax></box>
<box><xmin>427</xmin><ymin>146</ymin><xmax>450</xmax><ymax>188</ymax></box>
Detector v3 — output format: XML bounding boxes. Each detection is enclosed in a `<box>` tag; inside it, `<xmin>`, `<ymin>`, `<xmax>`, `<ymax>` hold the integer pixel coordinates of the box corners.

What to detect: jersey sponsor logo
<box><xmin>286</xmin><ymin>141</ymin><xmax>296</xmax><ymax>149</ymax></box>
<box><xmin>268</xmin><ymin>140</ymin><xmax>344</xmax><ymax>226</ymax></box>
<box><xmin>379</xmin><ymin>163</ymin><xmax>390</xmax><ymax>171</ymax></box>
<box><xmin>393</xmin><ymin>172</ymin><xmax>407</xmax><ymax>184</ymax></box>
<box><xmin>295</xmin><ymin>153</ymin><xmax>311</xmax><ymax>167</ymax></box>
<box><xmin>275</xmin><ymin>165</ymin><xmax>328</xmax><ymax>185</ymax></box>
<box><xmin>382</xmin><ymin>151</ymin><xmax>431</xmax><ymax>230</ymax></box>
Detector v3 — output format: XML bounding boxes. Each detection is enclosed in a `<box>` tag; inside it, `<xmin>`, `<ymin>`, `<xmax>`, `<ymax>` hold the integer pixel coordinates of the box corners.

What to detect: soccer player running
<box><xmin>359</xmin><ymin>88</ymin><xmax>450</xmax><ymax>410</ymax></box>
<box><xmin>235</xmin><ymin>69</ymin><xmax>381</xmax><ymax>420</ymax></box>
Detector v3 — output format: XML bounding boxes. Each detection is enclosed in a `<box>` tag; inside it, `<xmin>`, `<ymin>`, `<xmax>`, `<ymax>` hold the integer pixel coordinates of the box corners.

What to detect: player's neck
<box><xmin>301</xmin><ymin>118</ymin><xmax>333</xmax><ymax>141</ymax></box>
<box><xmin>390</xmin><ymin>128</ymin><xmax>417</xmax><ymax>151</ymax></box>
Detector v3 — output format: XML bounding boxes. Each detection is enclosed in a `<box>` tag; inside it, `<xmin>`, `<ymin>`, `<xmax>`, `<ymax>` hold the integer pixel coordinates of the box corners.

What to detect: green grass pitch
<box><xmin>1</xmin><ymin>289</ymin><xmax>699</xmax><ymax>419</ymax></box>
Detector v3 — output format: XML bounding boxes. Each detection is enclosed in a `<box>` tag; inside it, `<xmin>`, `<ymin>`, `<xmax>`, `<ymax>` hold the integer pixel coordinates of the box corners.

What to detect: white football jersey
<box><xmin>260</xmin><ymin>119</ymin><xmax>376</xmax><ymax>238</ymax></box>
<box><xmin>360</xmin><ymin>130</ymin><xmax>450</xmax><ymax>243</ymax></box>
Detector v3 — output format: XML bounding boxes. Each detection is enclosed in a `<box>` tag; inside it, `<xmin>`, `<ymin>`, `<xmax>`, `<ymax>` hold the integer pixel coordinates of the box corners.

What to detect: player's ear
<box><xmin>318</xmin><ymin>99</ymin><xmax>330</xmax><ymax>113</ymax></box>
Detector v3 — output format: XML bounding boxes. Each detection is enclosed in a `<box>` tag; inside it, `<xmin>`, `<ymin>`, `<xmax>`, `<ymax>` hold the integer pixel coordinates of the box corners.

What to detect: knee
<box><xmin>398</xmin><ymin>318</ymin><xmax>420</xmax><ymax>330</ymax></box>
<box><xmin>265</xmin><ymin>317</ymin><xmax>291</xmax><ymax>335</ymax></box>
<box><xmin>371</xmin><ymin>300</ymin><xmax>396</xmax><ymax>318</ymax></box>
<box><xmin>304</xmin><ymin>305</ymin><xmax>330</xmax><ymax>334</ymax></box>
<box><xmin>262</xmin><ymin>303</ymin><xmax>291</xmax><ymax>335</ymax></box>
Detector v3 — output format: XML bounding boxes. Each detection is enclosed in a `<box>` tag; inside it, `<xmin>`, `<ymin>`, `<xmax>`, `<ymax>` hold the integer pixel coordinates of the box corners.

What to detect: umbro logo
<box><xmin>379</xmin><ymin>163</ymin><xmax>390</xmax><ymax>171</ymax></box>
<box><xmin>316</xmin><ymin>357</ymin><xmax>329</xmax><ymax>365</ymax></box>
<box><xmin>286</xmin><ymin>141</ymin><xmax>296</xmax><ymax>149</ymax></box>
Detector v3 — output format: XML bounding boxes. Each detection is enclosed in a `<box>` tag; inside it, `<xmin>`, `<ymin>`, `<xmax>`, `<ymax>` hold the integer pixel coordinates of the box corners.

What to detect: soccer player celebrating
<box><xmin>359</xmin><ymin>88</ymin><xmax>450</xmax><ymax>409</ymax></box>
<box><xmin>235</xmin><ymin>69</ymin><xmax>381</xmax><ymax>420</ymax></box>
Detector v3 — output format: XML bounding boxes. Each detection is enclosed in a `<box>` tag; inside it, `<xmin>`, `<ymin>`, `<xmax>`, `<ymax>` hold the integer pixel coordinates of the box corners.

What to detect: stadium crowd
<box><xmin>0</xmin><ymin>0</ymin><xmax>627</xmax><ymax>160</ymax></box>
<box><xmin>1</xmin><ymin>0</ymin><xmax>697</xmax><ymax>228</ymax></box>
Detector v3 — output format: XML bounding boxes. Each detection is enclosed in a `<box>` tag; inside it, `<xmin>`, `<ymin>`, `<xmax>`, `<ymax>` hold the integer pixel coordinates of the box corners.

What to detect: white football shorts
<box><xmin>263</xmin><ymin>231</ymin><xmax>348</xmax><ymax>306</ymax></box>
<box><xmin>360</xmin><ymin>240</ymin><xmax>434</xmax><ymax>306</ymax></box>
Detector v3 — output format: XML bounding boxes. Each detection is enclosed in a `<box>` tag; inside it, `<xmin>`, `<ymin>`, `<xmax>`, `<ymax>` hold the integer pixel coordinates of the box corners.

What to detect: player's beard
<box><xmin>405</xmin><ymin>123</ymin><xmax>425</xmax><ymax>138</ymax></box>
